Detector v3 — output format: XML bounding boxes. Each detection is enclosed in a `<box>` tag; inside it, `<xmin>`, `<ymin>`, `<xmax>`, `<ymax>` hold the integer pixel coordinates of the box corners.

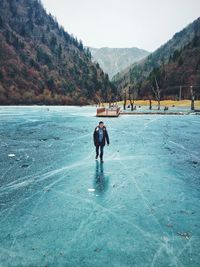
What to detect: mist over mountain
<box><xmin>89</xmin><ymin>47</ymin><xmax>150</xmax><ymax>79</ymax></box>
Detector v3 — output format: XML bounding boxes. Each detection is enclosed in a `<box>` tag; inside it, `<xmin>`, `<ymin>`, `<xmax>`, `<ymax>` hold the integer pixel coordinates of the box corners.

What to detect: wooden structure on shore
<box><xmin>96</xmin><ymin>107</ymin><xmax>120</xmax><ymax>117</ymax></box>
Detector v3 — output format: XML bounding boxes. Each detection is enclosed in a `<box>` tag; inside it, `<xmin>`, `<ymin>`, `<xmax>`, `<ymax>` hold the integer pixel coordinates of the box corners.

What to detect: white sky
<box><xmin>41</xmin><ymin>0</ymin><xmax>200</xmax><ymax>52</ymax></box>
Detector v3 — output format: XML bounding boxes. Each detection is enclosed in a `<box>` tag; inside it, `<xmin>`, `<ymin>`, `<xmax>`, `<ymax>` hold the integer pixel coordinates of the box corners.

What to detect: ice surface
<box><xmin>0</xmin><ymin>106</ymin><xmax>200</xmax><ymax>267</ymax></box>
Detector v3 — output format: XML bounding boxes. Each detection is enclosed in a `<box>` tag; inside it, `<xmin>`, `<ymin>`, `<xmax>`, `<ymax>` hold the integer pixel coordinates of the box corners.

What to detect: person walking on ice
<box><xmin>93</xmin><ymin>121</ymin><xmax>110</xmax><ymax>163</ymax></box>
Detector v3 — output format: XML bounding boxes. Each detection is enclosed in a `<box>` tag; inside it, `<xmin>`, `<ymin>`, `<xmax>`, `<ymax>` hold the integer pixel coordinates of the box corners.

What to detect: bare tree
<box><xmin>190</xmin><ymin>86</ymin><xmax>195</xmax><ymax>110</ymax></box>
<box><xmin>152</xmin><ymin>77</ymin><xmax>161</xmax><ymax>110</ymax></box>
<box><xmin>128</xmin><ymin>86</ymin><xmax>134</xmax><ymax>111</ymax></box>
<box><xmin>95</xmin><ymin>93</ymin><xmax>102</xmax><ymax>107</ymax></box>
<box><xmin>149</xmin><ymin>98</ymin><xmax>152</xmax><ymax>110</ymax></box>
<box><xmin>123</xmin><ymin>89</ymin><xmax>126</xmax><ymax>110</ymax></box>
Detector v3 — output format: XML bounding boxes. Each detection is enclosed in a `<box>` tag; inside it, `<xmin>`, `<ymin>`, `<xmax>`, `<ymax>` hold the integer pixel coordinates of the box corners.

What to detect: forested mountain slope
<box><xmin>0</xmin><ymin>0</ymin><xmax>116</xmax><ymax>105</ymax></box>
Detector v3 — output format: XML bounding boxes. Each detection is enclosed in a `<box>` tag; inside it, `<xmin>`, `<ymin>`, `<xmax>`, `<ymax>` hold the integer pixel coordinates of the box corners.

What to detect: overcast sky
<box><xmin>41</xmin><ymin>0</ymin><xmax>200</xmax><ymax>52</ymax></box>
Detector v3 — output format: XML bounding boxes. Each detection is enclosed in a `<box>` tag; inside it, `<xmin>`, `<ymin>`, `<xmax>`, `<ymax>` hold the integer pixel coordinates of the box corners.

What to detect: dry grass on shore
<box><xmin>102</xmin><ymin>100</ymin><xmax>200</xmax><ymax>108</ymax></box>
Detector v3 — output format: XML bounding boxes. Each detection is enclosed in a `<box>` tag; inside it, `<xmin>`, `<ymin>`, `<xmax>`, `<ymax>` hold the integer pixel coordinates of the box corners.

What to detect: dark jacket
<box><xmin>93</xmin><ymin>126</ymin><xmax>110</xmax><ymax>146</ymax></box>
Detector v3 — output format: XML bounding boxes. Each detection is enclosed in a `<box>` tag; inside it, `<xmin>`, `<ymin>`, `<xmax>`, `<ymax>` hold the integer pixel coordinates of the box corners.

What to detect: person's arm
<box><xmin>93</xmin><ymin>127</ymin><xmax>97</xmax><ymax>145</ymax></box>
<box><xmin>105</xmin><ymin>130</ymin><xmax>110</xmax><ymax>145</ymax></box>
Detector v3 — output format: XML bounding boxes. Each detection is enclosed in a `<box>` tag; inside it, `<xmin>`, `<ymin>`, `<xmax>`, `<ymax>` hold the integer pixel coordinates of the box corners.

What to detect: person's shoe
<box><xmin>100</xmin><ymin>158</ymin><xmax>104</xmax><ymax>163</ymax></box>
<box><xmin>95</xmin><ymin>155</ymin><xmax>98</xmax><ymax>160</ymax></box>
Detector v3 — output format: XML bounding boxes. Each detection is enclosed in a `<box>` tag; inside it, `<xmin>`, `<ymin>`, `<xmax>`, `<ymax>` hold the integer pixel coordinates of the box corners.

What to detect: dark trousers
<box><xmin>96</xmin><ymin>143</ymin><xmax>104</xmax><ymax>159</ymax></box>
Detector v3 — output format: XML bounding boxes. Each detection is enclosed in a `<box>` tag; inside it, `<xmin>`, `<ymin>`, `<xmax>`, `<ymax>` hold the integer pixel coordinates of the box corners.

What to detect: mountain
<box><xmin>113</xmin><ymin>17</ymin><xmax>200</xmax><ymax>99</ymax></box>
<box><xmin>0</xmin><ymin>0</ymin><xmax>116</xmax><ymax>105</ymax></box>
<box><xmin>89</xmin><ymin>47</ymin><xmax>150</xmax><ymax>79</ymax></box>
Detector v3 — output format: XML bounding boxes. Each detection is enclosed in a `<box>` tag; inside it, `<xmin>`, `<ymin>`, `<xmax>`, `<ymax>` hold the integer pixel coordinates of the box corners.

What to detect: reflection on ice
<box><xmin>0</xmin><ymin>106</ymin><xmax>200</xmax><ymax>266</ymax></box>
<box><xmin>93</xmin><ymin>161</ymin><xmax>109</xmax><ymax>195</ymax></box>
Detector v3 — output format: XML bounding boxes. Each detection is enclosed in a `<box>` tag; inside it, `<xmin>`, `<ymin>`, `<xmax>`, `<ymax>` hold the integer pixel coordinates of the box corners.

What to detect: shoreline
<box><xmin>102</xmin><ymin>100</ymin><xmax>200</xmax><ymax>108</ymax></box>
<box><xmin>0</xmin><ymin>100</ymin><xmax>200</xmax><ymax>109</ymax></box>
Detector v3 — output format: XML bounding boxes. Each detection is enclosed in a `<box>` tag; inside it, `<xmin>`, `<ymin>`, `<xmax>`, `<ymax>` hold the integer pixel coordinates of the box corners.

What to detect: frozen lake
<box><xmin>0</xmin><ymin>106</ymin><xmax>200</xmax><ymax>267</ymax></box>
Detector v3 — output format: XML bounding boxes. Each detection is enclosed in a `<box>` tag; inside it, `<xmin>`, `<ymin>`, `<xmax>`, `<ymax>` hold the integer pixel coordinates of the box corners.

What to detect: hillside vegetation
<box><xmin>0</xmin><ymin>0</ymin><xmax>116</xmax><ymax>105</ymax></box>
<box><xmin>113</xmin><ymin>17</ymin><xmax>200</xmax><ymax>100</ymax></box>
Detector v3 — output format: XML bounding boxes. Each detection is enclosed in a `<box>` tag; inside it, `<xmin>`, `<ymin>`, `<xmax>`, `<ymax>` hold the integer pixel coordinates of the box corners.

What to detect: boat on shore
<box><xmin>96</xmin><ymin>106</ymin><xmax>120</xmax><ymax>117</ymax></box>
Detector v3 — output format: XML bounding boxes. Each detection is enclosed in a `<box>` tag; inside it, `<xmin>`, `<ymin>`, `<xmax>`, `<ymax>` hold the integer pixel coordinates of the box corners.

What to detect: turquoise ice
<box><xmin>0</xmin><ymin>106</ymin><xmax>200</xmax><ymax>266</ymax></box>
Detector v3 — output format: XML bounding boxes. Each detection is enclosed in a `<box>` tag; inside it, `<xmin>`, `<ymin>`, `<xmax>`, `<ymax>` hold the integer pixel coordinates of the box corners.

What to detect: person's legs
<box><xmin>100</xmin><ymin>145</ymin><xmax>104</xmax><ymax>161</ymax></box>
<box><xmin>96</xmin><ymin>145</ymin><xmax>99</xmax><ymax>158</ymax></box>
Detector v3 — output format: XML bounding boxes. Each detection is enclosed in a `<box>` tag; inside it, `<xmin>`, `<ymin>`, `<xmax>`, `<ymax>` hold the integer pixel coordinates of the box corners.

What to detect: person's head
<box><xmin>99</xmin><ymin>121</ymin><xmax>104</xmax><ymax>128</ymax></box>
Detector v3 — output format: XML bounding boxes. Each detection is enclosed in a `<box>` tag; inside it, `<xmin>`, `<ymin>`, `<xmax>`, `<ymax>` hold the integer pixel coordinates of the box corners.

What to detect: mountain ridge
<box><xmin>89</xmin><ymin>46</ymin><xmax>150</xmax><ymax>79</ymax></box>
<box><xmin>113</xmin><ymin>17</ymin><xmax>200</xmax><ymax>99</ymax></box>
